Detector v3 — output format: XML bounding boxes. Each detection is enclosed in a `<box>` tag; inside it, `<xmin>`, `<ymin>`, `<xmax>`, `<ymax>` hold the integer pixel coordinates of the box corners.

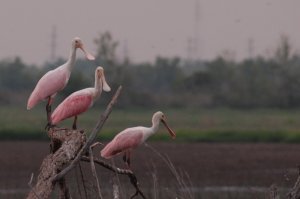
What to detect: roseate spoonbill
<box><xmin>27</xmin><ymin>37</ymin><xmax>95</xmax><ymax>122</ymax></box>
<box><xmin>51</xmin><ymin>66</ymin><xmax>110</xmax><ymax>129</ymax></box>
<box><xmin>101</xmin><ymin>111</ymin><xmax>176</xmax><ymax>167</ymax></box>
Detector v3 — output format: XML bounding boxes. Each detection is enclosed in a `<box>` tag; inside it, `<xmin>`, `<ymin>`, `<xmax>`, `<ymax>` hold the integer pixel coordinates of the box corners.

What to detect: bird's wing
<box><xmin>27</xmin><ymin>69</ymin><xmax>69</xmax><ymax>109</ymax></box>
<box><xmin>101</xmin><ymin>128</ymin><xmax>144</xmax><ymax>159</ymax></box>
<box><xmin>51</xmin><ymin>90</ymin><xmax>93</xmax><ymax>125</ymax></box>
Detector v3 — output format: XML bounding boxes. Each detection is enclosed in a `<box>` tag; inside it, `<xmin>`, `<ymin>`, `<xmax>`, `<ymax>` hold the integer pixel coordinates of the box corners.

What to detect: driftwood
<box><xmin>26</xmin><ymin>86</ymin><xmax>146</xmax><ymax>199</ymax></box>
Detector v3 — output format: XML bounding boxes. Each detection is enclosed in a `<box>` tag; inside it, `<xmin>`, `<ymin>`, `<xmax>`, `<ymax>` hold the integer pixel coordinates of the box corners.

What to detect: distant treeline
<box><xmin>0</xmin><ymin>33</ymin><xmax>299</xmax><ymax>109</ymax></box>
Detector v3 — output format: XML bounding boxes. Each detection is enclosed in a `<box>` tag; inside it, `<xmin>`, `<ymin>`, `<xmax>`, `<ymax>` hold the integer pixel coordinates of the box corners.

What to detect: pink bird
<box><xmin>101</xmin><ymin>111</ymin><xmax>176</xmax><ymax>167</ymax></box>
<box><xmin>27</xmin><ymin>37</ymin><xmax>95</xmax><ymax>122</ymax></box>
<box><xmin>51</xmin><ymin>66</ymin><xmax>111</xmax><ymax>129</ymax></box>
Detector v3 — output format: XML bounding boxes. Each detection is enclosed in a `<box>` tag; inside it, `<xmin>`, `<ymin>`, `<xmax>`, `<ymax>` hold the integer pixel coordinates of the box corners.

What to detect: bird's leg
<box><xmin>123</xmin><ymin>151</ymin><xmax>131</xmax><ymax>169</ymax></box>
<box><xmin>46</xmin><ymin>97</ymin><xmax>52</xmax><ymax>123</ymax></box>
<box><xmin>127</xmin><ymin>151</ymin><xmax>131</xmax><ymax>168</ymax></box>
<box><xmin>122</xmin><ymin>152</ymin><xmax>127</xmax><ymax>165</ymax></box>
<box><xmin>72</xmin><ymin>116</ymin><xmax>78</xmax><ymax>130</ymax></box>
<box><xmin>45</xmin><ymin>97</ymin><xmax>54</xmax><ymax>130</ymax></box>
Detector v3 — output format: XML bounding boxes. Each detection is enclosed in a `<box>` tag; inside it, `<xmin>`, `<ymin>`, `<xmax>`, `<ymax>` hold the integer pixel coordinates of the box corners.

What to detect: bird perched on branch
<box><xmin>101</xmin><ymin>111</ymin><xmax>176</xmax><ymax>168</ymax></box>
<box><xmin>27</xmin><ymin>37</ymin><xmax>95</xmax><ymax>122</ymax></box>
<box><xmin>51</xmin><ymin>66</ymin><xmax>111</xmax><ymax>129</ymax></box>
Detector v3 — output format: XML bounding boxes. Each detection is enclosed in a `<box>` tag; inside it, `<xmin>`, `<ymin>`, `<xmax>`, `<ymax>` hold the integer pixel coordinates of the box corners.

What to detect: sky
<box><xmin>0</xmin><ymin>0</ymin><xmax>299</xmax><ymax>65</ymax></box>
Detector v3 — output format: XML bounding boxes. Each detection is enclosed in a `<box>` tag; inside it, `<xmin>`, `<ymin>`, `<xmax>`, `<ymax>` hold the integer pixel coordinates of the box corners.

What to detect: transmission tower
<box><xmin>193</xmin><ymin>0</ymin><xmax>200</xmax><ymax>60</ymax></box>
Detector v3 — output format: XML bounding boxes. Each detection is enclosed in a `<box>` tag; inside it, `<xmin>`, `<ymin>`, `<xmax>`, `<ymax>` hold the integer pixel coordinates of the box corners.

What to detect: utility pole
<box><xmin>187</xmin><ymin>37</ymin><xmax>193</xmax><ymax>62</ymax></box>
<box><xmin>50</xmin><ymin>25</ymin><xmax>57</xmax><ymax>61</ymax></box>
<box><xmin>247</xmin><ymin>38</ymin><xmax>254</xmax><ymax>59</ymax></box>
<box><xmin>123</xmin><ymin>39</ymin><xmax>130</xmax><ymax>64</ymax></box>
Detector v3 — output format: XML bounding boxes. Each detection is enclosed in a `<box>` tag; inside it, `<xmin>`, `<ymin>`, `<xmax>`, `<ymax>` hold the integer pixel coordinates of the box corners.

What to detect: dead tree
<box><xmin>26</xmin><ymin>86</ymin><xmax>146</xmax><ymax>199</ymax></box>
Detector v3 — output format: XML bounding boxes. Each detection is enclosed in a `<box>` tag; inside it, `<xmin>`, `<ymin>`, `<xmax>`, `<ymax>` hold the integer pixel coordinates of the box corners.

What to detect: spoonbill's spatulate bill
<box><xmin>27</xmin><ymin>37</ymin><xmax>95</xmax><ymax>121</ymax></box>
<box><xmin>101</xmin><ymin>111</ymin><xmax>176</xmax><ymax>167</ymax></box>
<box><xmin>51</xmin><ymin>66</ymin><xmax>110</xmax><ymax>129</ymax></box>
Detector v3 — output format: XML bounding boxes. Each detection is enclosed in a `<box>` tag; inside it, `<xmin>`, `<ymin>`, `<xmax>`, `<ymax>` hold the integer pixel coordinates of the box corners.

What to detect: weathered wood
<box><xmin>26</xmin><ymin>86</ymin><xmax>122</xmax><ymax>199</ymax></box>
<box><xmin>26</xmin><ymin>130</ymin><xmax>86</xmax><ymax>199</ymax></box>
<box><xmin>288</xmin><ymin>168</ymin><xmax>300</xmax><ymax>199</ymax></box>
<box><xmin>81</xmin><ymin>156</ymin><xmax>146</xmax><ymax>199</ymax></box>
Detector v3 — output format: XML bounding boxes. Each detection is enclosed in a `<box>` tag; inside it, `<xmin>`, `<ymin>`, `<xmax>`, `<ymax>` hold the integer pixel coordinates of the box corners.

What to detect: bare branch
<box><xmin>78</xmin><ymin>162</ymin><xmax>88</xmax><ymax>199</ymax></box>
<box><xmin>287</xmin><ymin>166</ymin><xmax>300</xmax><ymax>199</ymax></box>
<box><xmin>89</xmin><ymin>143</ymin><xmax>103</xmax><ymax>199</ymax></box>
<box><xmin>81</xmin><ymin>156</ymin><xmax>146</xmax><ymax>199</ymax></box>
<box><xmin>27</xmin><ymin>173</ymin><xmax>41</xmax><ymax>199</ymax></box>
<box><xmin>52</xmin><ymin>86</ymin><xmax>122</xmax><ymax>182</ymax></box>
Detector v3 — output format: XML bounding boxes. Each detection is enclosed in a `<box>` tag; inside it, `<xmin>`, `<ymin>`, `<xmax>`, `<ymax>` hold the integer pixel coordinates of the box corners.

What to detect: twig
<box><xmin>75</xmin><ymin>166</ymin><xmax>83</xmax><ymax>199</ymax></box>
<box><xmin>144</xmin><ymin>143</ymin><xmax>194</xmax><ymax>199</ymax></box>
<box><xmin>27</xmin><ymin>173</ymin><xmax>41</xmax><ymax>199</ymax></box>
<box><xmin>51</xmin><ymin>86</ymin><xmax>122</xmax><ymax>182</ymax></box>
<box><xmin>112</xmin><ymin>176</ymin><xmax>120</xmax><ymax>199</ymax></box>
<box><xmin>81</xmin><ymin>156</ymin><xmax>146</xmax><ymax>199</ymax></box>
<box><xmin>287</xmin><ymin>166</ymin><xmax>300</xmax><ymax>199</ymax></box>
<box><xmin>78</xmin><ymin>162</ymin><xmax>88</xmax><ymax>199</ymax></box>
<box><xmin>89</xmin><ymin>142</ymin><xmax>103</xmax><ymax>199</ymax></box>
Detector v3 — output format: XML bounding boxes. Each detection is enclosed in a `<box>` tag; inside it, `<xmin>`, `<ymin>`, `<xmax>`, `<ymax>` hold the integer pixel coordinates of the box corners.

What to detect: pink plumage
<box><xmin>101</xmin><ymin>128</ymin><xmax>144</xmax><ymax>159</ymax></box>
<box><xmin>27</xmin><ymin>69</ymin><xmax>69</xmax><ymax>110</ymax></box>
<box><xmin>50</xmin><ymin>66</ymin><xmax>110</xmax><ymax>128</ymax></box>
<box><xmin>51</xmin><ymin>89</ymin><xmax>93</xmax><ymax>125</ymax></box>
<box><xmin>101</xmin><ymin>112</ymin><xmax>176</xmax><ymax>167</ymax></box>
<box><xmin>27</xmin><ymin>37</ymin><xmax>95</xmax><ymax>110</ymax></box>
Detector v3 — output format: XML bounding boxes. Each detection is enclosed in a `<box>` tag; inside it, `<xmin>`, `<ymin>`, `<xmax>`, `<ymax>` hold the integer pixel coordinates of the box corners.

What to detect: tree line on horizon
<box><xmin>0</xmin><ymin>32</ymin><xmax>300</xmax><ymax>109</ymax></box>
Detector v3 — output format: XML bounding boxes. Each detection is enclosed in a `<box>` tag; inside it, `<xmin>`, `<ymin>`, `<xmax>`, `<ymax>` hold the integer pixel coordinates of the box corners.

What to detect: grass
<box><xmin>2</xmin><ymin>105</ymin><xmax>300</xmax><ymax>142</ymax></box>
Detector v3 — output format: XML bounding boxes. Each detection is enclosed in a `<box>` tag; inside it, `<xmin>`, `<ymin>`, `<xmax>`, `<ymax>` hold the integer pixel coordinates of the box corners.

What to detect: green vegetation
<box><xmin>2</xmin><ymin>105</ymin><xmax>300</xmax><ymax>142</ymax></box>
<box><xmin>1</xmin><ymin>33</ymin><xmax>300</xmax><ymax>142</ymax></box>
<box><xmin>1</xmin><ymin>33</ymin><xmax>300</xmax><ymax>109</ymax></box>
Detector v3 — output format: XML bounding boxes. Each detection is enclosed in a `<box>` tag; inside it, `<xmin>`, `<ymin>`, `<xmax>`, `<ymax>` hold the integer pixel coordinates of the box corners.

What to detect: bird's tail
<box><xmin>27</xmin><ymin>92</ymin><xmax>39</xmax><ymax>110</ymax></box>
<box><xmin>100</xmin><ymin>144</ymin><xmax>113</xmax><ymax>159</ymax></box>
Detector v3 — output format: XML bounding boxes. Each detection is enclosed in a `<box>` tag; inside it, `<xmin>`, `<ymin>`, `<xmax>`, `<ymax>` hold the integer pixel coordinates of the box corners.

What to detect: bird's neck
<box><xmin>65</xmin><ymin>46</ymin><xmax>77</xmax><ymax>70</ymax></box>
<box><xmin>93</xmin><ymin>75</ymin><xmax>102</xmax><ymax>99</ymax></box>
<box><xmin>150</xmin><ymin>117</ymin><xmax>160</xmax><ymax>134</ymax></box>
<box><xmin>141</xmin><ymin>127</ymin><xmax>155</xmax><ymax>142</ymax></box>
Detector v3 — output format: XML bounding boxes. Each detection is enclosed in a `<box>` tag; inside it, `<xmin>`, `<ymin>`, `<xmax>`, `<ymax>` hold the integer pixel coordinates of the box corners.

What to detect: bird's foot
<box><xmin>45</xmin><ymin>122</ymin><xmax>55</xmax><ymax>131</ymax></box>
<box><xmin>72</xmin><ymin>116</ymin><xmax>78</xmax><ymax>130</ymax></box>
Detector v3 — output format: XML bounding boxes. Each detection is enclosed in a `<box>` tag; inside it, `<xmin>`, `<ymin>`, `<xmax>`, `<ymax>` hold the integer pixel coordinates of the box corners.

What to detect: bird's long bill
<box><xmin>161</xmin><ymin>118</ymin><xmax>176</xmax><ymax>139</ymax></box>
<box><xmin>101</xmin><ymin>72</ymin><xmax>111</xmax><ymax>92</ymax></box>
<box><xmin>79</xmin><ymin>45</ymin><xmax>95</xmax><ymax>60</ymax></box>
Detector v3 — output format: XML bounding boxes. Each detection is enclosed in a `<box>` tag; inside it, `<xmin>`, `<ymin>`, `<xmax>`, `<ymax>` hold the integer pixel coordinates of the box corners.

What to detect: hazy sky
<box><xmin>0</xmin><ymin>0</ymin><xmax>299</xmax><ymax>65</ymax></box>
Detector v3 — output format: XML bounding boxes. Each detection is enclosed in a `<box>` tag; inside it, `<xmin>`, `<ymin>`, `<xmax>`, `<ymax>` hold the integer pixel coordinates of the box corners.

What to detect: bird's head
<box><xmin>72</xmin><ymin>37</ymin><xmax>95</xmax><ymax>61</ymax></box>
<box><xmin>155</xmin><ymin>111</ymin><xmax>176</xmax><ymax>139</ymax></box>
<box><xmin>96</xmin><ymin>66</ymin><xmax>111</xmax><ymax>92</ymax></box>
